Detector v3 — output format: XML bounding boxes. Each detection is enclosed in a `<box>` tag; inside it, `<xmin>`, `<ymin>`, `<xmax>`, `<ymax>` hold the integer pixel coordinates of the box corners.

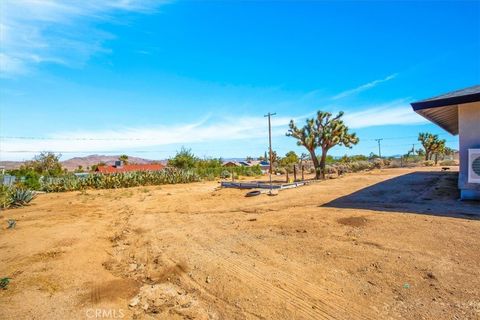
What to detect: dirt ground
<box><xmin>0</xmin><ymin>167</ymin><xmax>479</xmax><ymax>320</ymax></box>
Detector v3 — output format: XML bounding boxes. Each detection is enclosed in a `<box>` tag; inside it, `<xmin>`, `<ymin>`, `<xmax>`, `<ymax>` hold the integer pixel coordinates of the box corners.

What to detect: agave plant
<box><xmin>10</xmin><ymin>189</ymin><xmax>37</xmax><ymax>207</ymax></box>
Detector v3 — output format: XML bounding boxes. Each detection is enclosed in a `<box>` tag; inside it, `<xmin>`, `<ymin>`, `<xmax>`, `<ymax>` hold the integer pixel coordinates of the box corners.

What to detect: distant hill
<box><xmin>61</xmin><ymin>155</ymin><xmax>164</xmax><ymax>171</ymax></box>
<box><xmin>0</xmin><ymin>161</ymin><xmax>23</xmax><ymax>170</ymax></box>
<box><xmin>0</xmin><ymin>155</ymin><xmax>164</xmax><ymax>171</ymax></box>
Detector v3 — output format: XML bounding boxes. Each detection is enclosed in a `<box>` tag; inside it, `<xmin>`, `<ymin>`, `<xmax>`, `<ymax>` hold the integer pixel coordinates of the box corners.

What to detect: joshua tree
<box><xmin>269</xmin><ymin>150</ymin><xmax>278</xmax><ymax>167</ymax></box>
<box><xmin>418</xmin><ymin>133</ymin><xmax>446</xmax><ymax>162</ymax></box>
<box><xmin>287</xmin><ymin>111</ymin><xmax>359</xmax><ymax>179</ymax></box>
<box><xmin>432</xmin><ymin>140</ymin><xmax>447</xmax><ymax>165</ymax></box>
<box><xmin>119</xmin><ymin>154</ymin><xmax>129</xmax><ymax>165</ymax></box>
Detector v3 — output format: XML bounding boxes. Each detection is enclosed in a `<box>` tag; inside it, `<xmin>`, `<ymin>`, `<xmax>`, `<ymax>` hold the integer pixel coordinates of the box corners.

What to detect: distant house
<box><xmin>95</xmin><ymin>161</ymin><xmax>165</xmax><ymax>174</ymax></box>
<box><xmin>222</xmin><ymin>161</ymin><xmax>241</xmax><ymax>167</ymax></box>
<box><xmin>411</xmin><ymin>85</ymin><xmax>480</xmax><ymax>200</ymax></box>
<box><xmin>222</xmin><ymin>160</ymin><xmax>270</xmax><ymax>173</ymax></box>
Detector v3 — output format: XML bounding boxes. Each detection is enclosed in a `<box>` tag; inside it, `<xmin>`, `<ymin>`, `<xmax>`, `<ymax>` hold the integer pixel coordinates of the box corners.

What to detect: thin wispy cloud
<box><xmin>332</xmin><ymin>73</ymin><xmax>398</xmax><ymax>100</ymax></box>
<box><xmin>0</xmin><ymin>101</ymin><xmax>430</xmax><ymax>160</ymax></box>
<box><xmin>0</xmin><ymin>0</ymin><xmax>169</xmax><ymax>77</ymax></box>
<box><xmin>342</xmin><ymin>100</ymin><xmax>427</xmax><ymax>128</ymax></box>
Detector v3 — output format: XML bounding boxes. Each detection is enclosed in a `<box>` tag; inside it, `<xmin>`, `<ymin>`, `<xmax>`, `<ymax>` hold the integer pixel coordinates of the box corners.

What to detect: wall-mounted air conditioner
<box><xmin>468</xmin><ymin>149</ymin><xmax>480</xmax><ymax>183</ymax></box>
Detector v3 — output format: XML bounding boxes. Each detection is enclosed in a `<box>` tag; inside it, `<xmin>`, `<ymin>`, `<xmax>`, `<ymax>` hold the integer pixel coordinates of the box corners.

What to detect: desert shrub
<box><xmin>168</xmin><ymin>147</ymin><xmax>198</xmax><ymax>169</ymax></box>
<box><xmin>235</xmin><ymin>165</ymin><xmax>262</xmax><ymax>176</ymax></box>
<box><xmin>348</xmin><ymin>161</ymin><xmax>374</xmax><ymax>172</ymax></box>
<box><xmin>372</xmin><ymin>158</ymin><xmax>384</xmax><ymax>169</ymax></box>
<box><xmin>334</xmin><ymin>164</ymin><xmax>351</xmax><ymax>175</ymax></box>
<box><xmin>423</xmin><ymin>160</ymin><xmax>435</xmax><ymax>167</ymax></box>
<box><xmin>7</xmin><ymin>169</ymin><xmax>41</xmax><ymax>190</ymax></box>
<box><xmin>439</xmin><ymin>160</ymin><xmax>457</xmax><ymax>166</ymax></box>
<box><xmin>220</xmin><ymin>170</ymin><xmax>231</xmax><ymax>179</ymax></box>
<box><xmin>203</xmin><ymin>173</ymin><xmax>216</xmax><ymax>181</ymax></box>
<box><xmin>387</xmin><ymin>160</ymin><xmax>402</xmax><ymax>168</ymax></box>
<box><xmin>324</xmin><ymin>165</ymin><xmax>338</xmax><ymax>175</ymax></box>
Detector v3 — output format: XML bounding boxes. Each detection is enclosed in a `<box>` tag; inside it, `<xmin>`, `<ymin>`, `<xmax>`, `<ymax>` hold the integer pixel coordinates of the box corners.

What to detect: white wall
<box><xmin>458</xmin><ymin>101</ymin><xmax>480</xmax><ymax>200</ymax></box>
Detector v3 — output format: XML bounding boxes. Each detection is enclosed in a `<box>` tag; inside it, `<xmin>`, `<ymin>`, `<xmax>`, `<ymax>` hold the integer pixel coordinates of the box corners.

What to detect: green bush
<box><xmin>220</xmin><ymin>170</ymin><xmax>231</xmax><ymax>179</ymax></box>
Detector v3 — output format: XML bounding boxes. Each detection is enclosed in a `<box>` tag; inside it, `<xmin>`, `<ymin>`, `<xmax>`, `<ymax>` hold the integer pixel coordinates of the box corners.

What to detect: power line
<box><xmin>0</xmin><ymin>139</ymin><xmax>459</xmax><ymax>154</ymax></box>
<box><xmin>1</xmin><ymin>132</ymin><xmax>455</xmax><ymax>141</ymax></box>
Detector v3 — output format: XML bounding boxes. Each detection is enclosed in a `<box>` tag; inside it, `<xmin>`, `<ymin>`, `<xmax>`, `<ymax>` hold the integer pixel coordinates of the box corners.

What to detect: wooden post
<box><xmin>293</xmin><ymin>165</ymin><xmax>297</xmax><ymax>182</ymax></box>
<box><xmin>301</xmin><ymin>165</ymin><xmax>305</xmax><ymax>181</ymax></box>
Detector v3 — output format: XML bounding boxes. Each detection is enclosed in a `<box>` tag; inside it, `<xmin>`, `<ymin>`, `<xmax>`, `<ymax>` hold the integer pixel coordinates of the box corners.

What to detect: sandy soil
<box><xmin>0</xmin><ymin>167</ymin><xmax>479</xmax><ymax>319</ymax></box>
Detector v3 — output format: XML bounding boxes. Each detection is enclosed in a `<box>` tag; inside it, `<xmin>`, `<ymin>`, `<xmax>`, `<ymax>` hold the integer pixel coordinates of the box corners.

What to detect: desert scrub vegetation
<box><xmin>40</xmin><ymin>168</ymin><xmax>201</xmax><ymax>192</ymax></box>
<box><xmin>324</xmin><ymin>161</ymin><xmax>375</xmax><ymax>176</ymax></box>
<box><xmin>0</xmin><ymin>186</ymin><xmax>37</xmax><ymax>208</ymax></box>
<box><xmin>5</xmin><ymin>150</ymin><xmax>263</xmax><ymax>193</ymax></box>
<box><xmin>168</xmin><ymin>147</ymin><xmax>262</xmax><ymax>179</ymax></box>
<box><xmin>439</xmin><ymin>160</ymin><xmax>458</xmax><ymax>166</ymax></box>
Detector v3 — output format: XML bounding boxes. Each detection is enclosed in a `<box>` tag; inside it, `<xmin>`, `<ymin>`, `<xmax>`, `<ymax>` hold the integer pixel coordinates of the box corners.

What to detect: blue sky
<box><xmin>1</xmin><ymin>0</ymin><xmax>479</xmax><ymax>161</ymax></box>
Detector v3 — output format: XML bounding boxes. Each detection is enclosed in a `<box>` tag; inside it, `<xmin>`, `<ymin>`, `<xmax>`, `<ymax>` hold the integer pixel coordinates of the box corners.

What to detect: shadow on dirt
<box><xmin>322</xmin><ymin>171</ymin><xmax>479</xmax><ymax>220</ymax></box>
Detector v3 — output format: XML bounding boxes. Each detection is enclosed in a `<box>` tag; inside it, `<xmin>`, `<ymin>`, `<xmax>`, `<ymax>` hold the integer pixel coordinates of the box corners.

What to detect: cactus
<box><xmin>0</xmin><ymin>186</ymin><xmax>13</xmax><ymax>208</ymax></box>
<box><xmin>39</xmin><ymin>168</ymin><xmax>201</xmax><ymax>192</ymax></box>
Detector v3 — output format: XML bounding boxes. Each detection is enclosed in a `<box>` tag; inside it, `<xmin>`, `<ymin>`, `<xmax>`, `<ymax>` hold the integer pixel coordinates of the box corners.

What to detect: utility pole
<box><xmin>264</xmin><ymin>112</ymin><xmax>276</xmax><ymax>193</ymax></box>
<box><xmin>375</xmin><ymin>138</ymin><xmax>383</xmax><ymax>158</ymax></box>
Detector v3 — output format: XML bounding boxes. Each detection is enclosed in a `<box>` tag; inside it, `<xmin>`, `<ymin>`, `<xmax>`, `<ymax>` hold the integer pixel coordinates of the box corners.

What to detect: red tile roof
<box><xmin>96</xmin><ymin>164</ymin><xmax>165</xmax><ymax>174</ymax></box>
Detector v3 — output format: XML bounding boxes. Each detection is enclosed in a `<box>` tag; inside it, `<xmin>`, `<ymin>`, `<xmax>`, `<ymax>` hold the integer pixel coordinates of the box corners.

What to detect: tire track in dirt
<box><xmin>169</xmin><ymin>261</ymin><xmax>267</xmax><ymax>320</ymax></box>
<box><xmin>149</xmin><ymin>232</ymin><xmax>324</xmax><ymax>319</ymax></box>
<box><xmin>149</xmin><ymin>215</ymin><xmax>370</xmax><ymax>320</ymax></box>
<box><xmin>110</xmin><ymin>191</ymin><xmax>375</xmax><ymax>319</ymax></box>
<box><xmin>188</xmin><ymin>235</ymin><xmax>375</xmax><ymax>320</ymax></box>
<box><xmin>168</xmin><ymin>209</ymin><xmax>377</xmax><ymax>320</ymax></box>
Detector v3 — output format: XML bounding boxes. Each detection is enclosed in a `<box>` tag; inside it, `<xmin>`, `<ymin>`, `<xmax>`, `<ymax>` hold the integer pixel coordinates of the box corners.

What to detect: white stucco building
<box><xmin>411</xmin><ymin>85</ymin><xmax>480</xmax><ymax>200</ymax></box>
